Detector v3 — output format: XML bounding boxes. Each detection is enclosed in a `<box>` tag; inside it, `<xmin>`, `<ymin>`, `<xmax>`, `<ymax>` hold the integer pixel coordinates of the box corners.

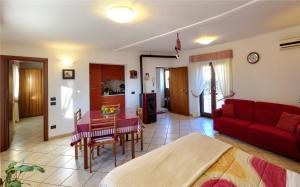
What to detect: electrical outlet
<box><xmin>50</xmin><ymin>125</ymin><xmax>56</xmax><ymax>129</ymax></box>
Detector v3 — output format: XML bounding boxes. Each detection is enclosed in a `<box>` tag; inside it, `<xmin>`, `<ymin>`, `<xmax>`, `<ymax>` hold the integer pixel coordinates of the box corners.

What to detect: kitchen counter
<box><xmin>102</xmin><ymin>94</ymin><xmax>125</xmax><ymax>97</ymax></box>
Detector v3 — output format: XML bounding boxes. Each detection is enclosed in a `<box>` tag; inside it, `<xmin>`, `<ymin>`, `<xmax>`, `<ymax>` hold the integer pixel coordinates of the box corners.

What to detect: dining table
<box><xmin>70</xmin><ymin>108</ymin><xmax>141</xmax><ymax>169</ymax></box>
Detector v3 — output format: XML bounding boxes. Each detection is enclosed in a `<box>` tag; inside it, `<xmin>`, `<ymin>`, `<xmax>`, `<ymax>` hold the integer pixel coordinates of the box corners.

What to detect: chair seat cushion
<box><xmin>217</xmin><ymin>117</ymin><xmax>251</xmax><ymax>140</ymax></box>
<box><xmin>90</xmin><ymin>136</ymin><xmax>115</xmax><ymax>145</ymax></box>
<box><xmin>248</xmin><ymin>123</ymin><xmax>299</xmax><ymax>159</ymax></box>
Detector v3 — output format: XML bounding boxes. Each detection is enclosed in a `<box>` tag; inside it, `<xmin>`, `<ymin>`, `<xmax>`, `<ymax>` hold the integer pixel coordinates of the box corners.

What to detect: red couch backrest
<box><xmin>254</xmin><ymin>102</ymin><xmax>300</xmax><ymax>126</ymax></box>
<box><xmin>225</xmin><ymin>99</ymin><xmax>300</xmax><ymax>126</ymax></box>
<box><xmin>254</xmin><ymin>102</ymin><xmax>283</xmax><ymax>126</ymax></box>
<box><xmin>225</xmin><ymin>99</ymin><xmax>255</xmax><ymax>121</ymax></box>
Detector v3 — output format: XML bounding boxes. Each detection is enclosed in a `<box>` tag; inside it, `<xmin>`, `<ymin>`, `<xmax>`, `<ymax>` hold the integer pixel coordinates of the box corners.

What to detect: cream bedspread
<box><xmin>100</xmin><ymin>133</ymin><xmax>231</xmax><ymax>187</ymax></box>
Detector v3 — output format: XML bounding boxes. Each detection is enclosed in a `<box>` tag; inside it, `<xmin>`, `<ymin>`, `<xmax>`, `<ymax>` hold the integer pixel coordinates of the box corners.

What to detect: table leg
<box><xmin>131</xmin><ymin>132</ymin><xmax>135</xmax><ymax>159</ymax></box>
<box><xmin>83</xmin><ymin>137</ymin><xmax>88</xmax><ymax>169</ymax></box>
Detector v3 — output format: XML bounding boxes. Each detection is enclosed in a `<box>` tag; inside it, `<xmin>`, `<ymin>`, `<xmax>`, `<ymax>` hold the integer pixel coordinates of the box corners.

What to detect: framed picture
<box><xmin>62</xmin><ymin>69</ymin><xmax>75</xmax><ymax>79</ymax></box>
<box><xmin>130</xmin><ymin>70</ymin><xmax>137</xmax><ymax>79</ymax></box>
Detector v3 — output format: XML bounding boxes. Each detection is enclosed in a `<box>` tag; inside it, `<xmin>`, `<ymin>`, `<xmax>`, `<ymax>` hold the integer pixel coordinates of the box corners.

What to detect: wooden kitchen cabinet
<box><xmin>101</xmin><ymin>65</ymin><xmax>124</xmax><ymax>80</ymax></box>
<box><xmin>89</xmin><ymin>63</ymin><xmax>125</xmax><ymax>110</ymax></box>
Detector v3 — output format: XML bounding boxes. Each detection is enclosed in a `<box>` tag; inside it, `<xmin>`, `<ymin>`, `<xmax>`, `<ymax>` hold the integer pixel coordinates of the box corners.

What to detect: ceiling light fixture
<box><xmin>195</xmin><ymin>36</ymin><xmax>218</xmax><ymax>45</ymax></box>
<box><xmin>107</xmin><ymin>6</ymin><xmax>136</xmax><ymax>23</ymax></box>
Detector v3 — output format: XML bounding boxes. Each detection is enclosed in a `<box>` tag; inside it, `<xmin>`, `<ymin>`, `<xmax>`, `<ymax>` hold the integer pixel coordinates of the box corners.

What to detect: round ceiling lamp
<box><xmin>195</xmin><ymin>36</ymin><xmax>218</xmax><ymax>45</ymax></box>
<box><xmin>107</xmin><ymin>6</ymin><xmax>136</xmax><ymax>23</ymax></box>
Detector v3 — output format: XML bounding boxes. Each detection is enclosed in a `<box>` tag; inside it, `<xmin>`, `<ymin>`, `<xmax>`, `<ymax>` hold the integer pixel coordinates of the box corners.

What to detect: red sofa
<box><xmin>213</xmin><ymin>99</ymin><xmax>300</xmax><ymax>161</ymax></box>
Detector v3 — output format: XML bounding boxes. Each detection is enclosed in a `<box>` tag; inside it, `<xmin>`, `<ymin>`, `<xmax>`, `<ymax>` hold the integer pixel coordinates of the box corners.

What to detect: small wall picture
<box><xmin>130</xmin><ymin>70</ymin><xmax>138</xmax><ymax>79</ymax></box>
<box><xmin>62</xmin><ymin>69</ymin><xmax>75</xmax><ymax>79</ymax></box>
<box><xmin>144</xmin><ymin>73</ymin><xmax>150</xmax><ymax>80</ymax></box>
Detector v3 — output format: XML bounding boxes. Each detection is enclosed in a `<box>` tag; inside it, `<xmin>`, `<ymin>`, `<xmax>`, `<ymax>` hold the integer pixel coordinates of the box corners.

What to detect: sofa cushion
<box><xmin>217</xmin><ymin>117</ymin><xmax>251</xmax><ymax>140</ymax></box>
<box><xmin>276</xmin><ymin>112</ymin><xmax>300</xmax><ymax>133</ymax></box>
<box><xmin>225</xmin><ymin>99</ymin><xmax>255</xmax><ymax>121</ymax></box>
<box><xmin>254</xmin><ymin>102</ymin><xmax>282</xmax><ymax>126</ymax></box>
<box><xmin>222</xmin><ymin>104</ymin><xmax>235</xmax><ymax>118</ymax></box>
<box><xmin>248</xmin><ymin>123</ymin><xmax>299</xmax><ymax>160</ymax></box>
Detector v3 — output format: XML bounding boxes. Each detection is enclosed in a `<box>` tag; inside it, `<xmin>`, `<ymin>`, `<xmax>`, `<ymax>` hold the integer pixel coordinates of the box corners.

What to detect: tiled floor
<box><xmin>1</xmin><ymin>113</ymin><xmax>300</xmax><ymax>187</ymax></box>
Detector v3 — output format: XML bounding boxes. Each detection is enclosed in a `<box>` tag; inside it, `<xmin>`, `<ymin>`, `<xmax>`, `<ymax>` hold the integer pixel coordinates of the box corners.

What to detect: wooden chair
<box><xmin>136</xmin><ymin>107</ymin><xmax>145</xmax><ymax>151</ymax></box>
<box><xmin>122</xmin><ymin>107</ymin><xmax>144</xmax><ymax>154</ymax></box>
<box><xmin>100</xmin><ymin>103</ymin><xmax>123</xmax><ymax>149</ymax></box>
<box><xmin>89</xmin><ymin>115</ymin><xmax>118</xmax><ymax>173</ymax></box>
<box><xmin>74</xmin><ymin>109</ymin><xmax>82</xmax><ymax>160</ymax></box>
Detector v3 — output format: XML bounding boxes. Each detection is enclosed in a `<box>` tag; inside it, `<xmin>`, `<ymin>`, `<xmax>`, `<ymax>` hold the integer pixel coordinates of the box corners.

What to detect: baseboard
<box><xmin>48</xmin><ymin>132</ymin><xmax>72</xmax><ymax>140</ymax></box>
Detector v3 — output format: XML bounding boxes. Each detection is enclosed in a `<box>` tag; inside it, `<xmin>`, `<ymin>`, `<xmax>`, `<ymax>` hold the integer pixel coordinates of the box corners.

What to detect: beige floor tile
<box><xmin>63</xmin><ymin>157</ymin><xmax>84</xmax><ymax>169</ymax></box>
<box><xmin>84</xmin><ymin>172</ymin><xmax>107</xmax><ymax>187</ymax></box>
<box><xmin>46</xmin><ymin>155</ymin><xmax>73</xmax><ymax>167</ymax></box>
<box><xmin>21</xmin><ymin>180</ymin><xmax>41</xmax><ymax>187</ymax></box>
<box><xmin>151</xmin><ymin>138</ymin><xmax>166</xmax><ymax>145</ymax></box>
<box><xmin>25</xmin><ymin>166</ymin><xmax>58</xmax><ymax>183</ymax></box>
<box><xmin>43</xmin><ymin>168</ymin><xmax>74</xmax><ymax>185</ymax></box>
<box><xmin>37</xmin><ymin>183</ymin><xmax>59</xmax><ymax>187</ymax></box>
<box><xmin>62</xmin><ymin>170</ymin><xmax>94</xmax><ymax>187</ymax></box>
<box><xmin>34</xmin><ymin>154</ymin><xmax>58</xmax><ymax>166</ymax></box>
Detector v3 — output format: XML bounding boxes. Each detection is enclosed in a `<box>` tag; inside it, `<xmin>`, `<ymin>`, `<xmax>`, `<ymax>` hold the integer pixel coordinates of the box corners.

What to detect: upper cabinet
<box><xmin>101</xmin><ymin>65</ymin><xmax>124</xmax><ymax>81</ymax></box>
<box><xmin>89</xmin><ymin>64</ymin><xmax>102</xmax><ymax>88</ymax></box>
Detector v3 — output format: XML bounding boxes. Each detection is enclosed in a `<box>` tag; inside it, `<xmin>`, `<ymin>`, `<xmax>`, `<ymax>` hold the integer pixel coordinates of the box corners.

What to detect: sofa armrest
<box><xmin>296</xmin><ymin>125</ymin><xmax>300</xmax><ymax>142</ymax></box>
<box><xmin>213</xmin><ymin>108</ymin><xmax>223</xmax><ymax>119</ymax></box>
<box><xmin>213</xmin><ymin>109</ymin><xmax>223</xmax><ymax>131</ymax></box>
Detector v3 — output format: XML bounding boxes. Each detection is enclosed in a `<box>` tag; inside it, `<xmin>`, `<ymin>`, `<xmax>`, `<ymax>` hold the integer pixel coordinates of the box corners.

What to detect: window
<box><xmin>164</xmin><ymin>70</ymin><xmax>169</xmax><ymax>89</ymax></box>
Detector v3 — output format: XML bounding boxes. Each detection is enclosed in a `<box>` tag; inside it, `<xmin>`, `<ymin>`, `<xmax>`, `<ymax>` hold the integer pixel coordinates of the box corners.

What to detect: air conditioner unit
<box><xmin>280</xmin><ymin>36</ymin><xmax>300</xmax><ymax>50</ymax></box>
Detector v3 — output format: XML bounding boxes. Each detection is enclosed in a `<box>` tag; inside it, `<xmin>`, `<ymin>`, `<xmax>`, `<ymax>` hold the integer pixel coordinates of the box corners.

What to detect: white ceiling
<box><xmin>1</xmin><ymin>0</ymin><xmax>300</xmax><ymax>52</ymax></box>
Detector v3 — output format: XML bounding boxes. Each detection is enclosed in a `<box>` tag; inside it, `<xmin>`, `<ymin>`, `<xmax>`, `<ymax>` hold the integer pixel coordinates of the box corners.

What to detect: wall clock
<box><xmin>247</xmin><ymin>52</ymin><xmax>260</xmax><ymax>64</ymax></box>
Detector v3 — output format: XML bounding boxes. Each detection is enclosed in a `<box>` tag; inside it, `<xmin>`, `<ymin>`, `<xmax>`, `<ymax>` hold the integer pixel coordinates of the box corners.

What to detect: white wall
<box><xmin>180</xmin><ymin>25</ymin><xmax>300</xmax><ymax>116</ymax></box>
<box><xmin>1</xmin><ymin>43</ymin><xmax>141</xmax><ymax>137</ymax></box>
<box><xmin>142</xmin><ymin>57</ymin><xmax>176</xmax><ymax>93</ymax></box>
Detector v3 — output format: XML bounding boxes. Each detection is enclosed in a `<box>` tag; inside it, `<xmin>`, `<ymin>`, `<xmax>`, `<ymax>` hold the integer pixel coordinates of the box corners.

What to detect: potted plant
<box><xmin>0</xmin><ymin>161</ymin><xmax>44</xmax><ymax>187</ymax></box>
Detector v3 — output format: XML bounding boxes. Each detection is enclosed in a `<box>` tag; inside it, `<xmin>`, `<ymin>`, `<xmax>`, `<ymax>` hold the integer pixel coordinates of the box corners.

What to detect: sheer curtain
<box><xmin>13</xmin><ymin>63</ymin><xmax>20</xmax><ymax>124</ymax></box>
<box><xmin>213</xmin><ymin>59</ymin><xmax>233</xmax><ymax>98</ymax></box>
<box><xmin>190</xmin><ymin>62</ymin><xmax>210</xmax><ymax>117</ymax></box>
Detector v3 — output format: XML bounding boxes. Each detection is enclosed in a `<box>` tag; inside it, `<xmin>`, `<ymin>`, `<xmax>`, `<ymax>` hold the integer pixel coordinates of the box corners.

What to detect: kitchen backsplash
<box><xmin>103</xmin><ymin>80</ymin><xmax>125</xmax><ymax>94</ymax></box>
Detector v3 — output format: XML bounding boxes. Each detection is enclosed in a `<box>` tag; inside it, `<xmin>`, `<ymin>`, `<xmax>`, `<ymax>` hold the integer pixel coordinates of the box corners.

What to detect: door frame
<box><xmin>0</xmin><ymin>55</ymin><xmax>48</xmax><ymax>152</ymax></box>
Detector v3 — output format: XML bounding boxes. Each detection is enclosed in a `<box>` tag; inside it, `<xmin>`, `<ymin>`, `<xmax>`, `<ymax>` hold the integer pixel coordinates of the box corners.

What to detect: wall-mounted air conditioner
<box><xmin>280</xmin><ymin>36</ymin><xmax>300</xmax><ymax>50</ymax></box>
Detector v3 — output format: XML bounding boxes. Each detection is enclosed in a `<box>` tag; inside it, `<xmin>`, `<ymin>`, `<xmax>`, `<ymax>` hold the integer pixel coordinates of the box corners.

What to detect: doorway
<box><xmin>200</xmin><ymin>62</ymin><xmax>224</xmax><ymax>117</ymax></box>
<box><xmin>169</xmin><ymin>67</ymin><xmax>189</xmax><ymax>115</ymax></box>
<box><xmin>12</xmin><ymin>61</ymin><xmax>44</xmax><ymax>145</ymax></box>
<box><xmin>0</xmin><ymin>56</ymin><xmax>48</xmax><ymax>152</ymax></box>
<box><xmin>155</xmin><ymin>67</ymin><xmax>169</xmax><ymax>113</ymax></box>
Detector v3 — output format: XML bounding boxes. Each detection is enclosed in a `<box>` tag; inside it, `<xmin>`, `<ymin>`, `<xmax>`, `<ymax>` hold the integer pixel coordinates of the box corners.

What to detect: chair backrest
<box><xmin>101</xmin><ymin>104</ymin><xmax>120</xmax><ymax>110</ymax></box>
<box><xmin>74</xmin><ymin>109</ymin><xmax>82</xmax><ymax>132</ymax></box>
<box><xmin>89</xmin><ymin>115</ymin><xmax>117</xmax><ymax>138</ymax></box>
<box><xmin>136</xmin><ymin>107</ymin><xmax>144</xmax><ymax>127</ymax></box>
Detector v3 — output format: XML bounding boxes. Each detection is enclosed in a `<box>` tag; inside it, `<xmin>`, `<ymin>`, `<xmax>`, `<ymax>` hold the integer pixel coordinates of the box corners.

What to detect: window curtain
<box><xmin>13</xmin><ymin>63</ymin><xmax>20</xmax><ymax>123</ymax></box>
<box><xmin>213</xmin><ymin>59</ymin><xmax>233</xmax><ymax>98</ymax></box>
<box><xmin>190</xmin><ymin>62</ymin><xmax>210</xmax><ymax>117</ymax></box>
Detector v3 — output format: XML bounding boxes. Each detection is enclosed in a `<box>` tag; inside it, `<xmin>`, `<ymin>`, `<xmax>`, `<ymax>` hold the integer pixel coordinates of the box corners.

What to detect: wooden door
<box><xmin>169</xmin><ymin>67</ymin><xmax>189</xmax><ymax>115</ymax></box>
<box><xmin>19</xmin><ymin>68</ymin><xmax>43</xmax><ymax>118</ymax></box>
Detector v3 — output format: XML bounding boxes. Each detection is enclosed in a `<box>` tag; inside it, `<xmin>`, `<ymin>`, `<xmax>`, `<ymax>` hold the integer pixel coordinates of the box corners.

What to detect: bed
<box><xmin>100</xmin><ymin>133</ymin><xmax>300</xmax><ymax>187</ymax></box>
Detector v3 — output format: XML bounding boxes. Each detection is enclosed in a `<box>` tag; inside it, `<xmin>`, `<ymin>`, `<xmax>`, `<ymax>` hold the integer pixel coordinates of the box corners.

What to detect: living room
<box><xmin>1</xmin><ymin>0</ymin><xmax>300</xmax><ymax>186</ymax></box>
